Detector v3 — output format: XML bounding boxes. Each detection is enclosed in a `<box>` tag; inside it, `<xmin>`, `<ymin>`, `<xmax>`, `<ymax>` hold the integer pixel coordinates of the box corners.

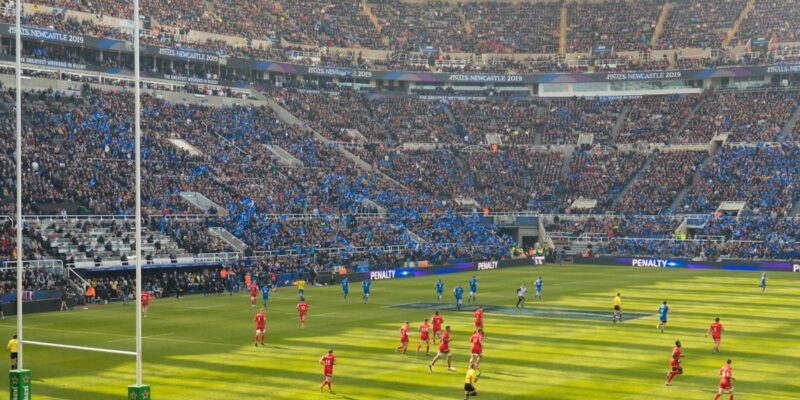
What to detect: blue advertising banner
<box><xmin>576</xmin><ymin>256</ymin><xmax>800</xmax><ymax>272</ymax></box>
<box><xmin>1</xmin><ymin>23</ymin><xmax>127</xmax><ymax>50</ymax></box>
<box><xmin>143</xmin><ymin>43</ymin><xmax>224</xmax><ymax>64</ymax></box>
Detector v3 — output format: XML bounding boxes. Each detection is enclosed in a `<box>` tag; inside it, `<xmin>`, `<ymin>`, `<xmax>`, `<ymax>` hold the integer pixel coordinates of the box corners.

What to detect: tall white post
<box><xmin>14</xmin><ymin>0</ymin><xmax>24</xmax><ymax>371</ymax></box>
<box><xmin>133</xmin><ymin>0</ymin><xmax>143</xmax><ymax>387</ymax></box>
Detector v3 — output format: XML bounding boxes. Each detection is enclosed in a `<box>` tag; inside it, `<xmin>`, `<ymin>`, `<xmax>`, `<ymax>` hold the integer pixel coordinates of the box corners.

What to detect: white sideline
<box><xmin>22</xmin><ymin>340</ymin><xmax>136</xmax><ymax>356</ymax></box>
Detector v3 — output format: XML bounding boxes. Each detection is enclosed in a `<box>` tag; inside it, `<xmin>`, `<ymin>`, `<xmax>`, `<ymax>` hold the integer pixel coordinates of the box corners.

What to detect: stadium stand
<box><xmin>1</xmin><ymin>0</ymin><xmax>800</xmax><ymax>273</ymax></box>
<box><xmin>566</xmin><ymin>0</ymin><xmax>663</xmax><ymax>53</ymax></box>
<box><xmin>370</xmin><ymin>0</ymin><xmax>469</xmax><ymax>53</ymax></box>
<box><xmin>542</xmin><ymin>97</ymin><xmax>624</xmax><ymax>145</ymax></box>
<box><xmin>680</xmin><ymin>144</ymin><xmax>800</xmax><ymax>215</ymax></box>
<box><xmin>656</xmin><ymin>0</ymin><xmax>748</xmax><ymax>49</ymax></box>
<box><xmin>557</xmin><ymin>150</ymin><xmax>646</xmax><ymax>212</ymax></box>
<box><xmin>614</xmin><ymin>150</ymin><xmax>708</xmax><ymax>214</ymax></box>
<box><xmin>734</xmin><ymin>0</ymin><xmax>800</xmax><ymax>45</ymax></box>
<box><xmin>677</xmin><ymin>88</ymin><xmax>799</xmax><ymax>143</ymax></box>
<box><xmin>463</xmin><ymin>1</ymin><xmax>561</xmax><ymax>54</ymax></box>
<box><xmin>617</xmin><ymin>94</ymin><xmax>700</xmax><ymax>144</ymax></box>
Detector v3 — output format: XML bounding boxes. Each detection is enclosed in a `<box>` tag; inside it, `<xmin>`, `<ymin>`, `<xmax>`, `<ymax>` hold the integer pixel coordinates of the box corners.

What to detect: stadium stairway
<box><xmin>560</xmin><ymin>150</ymin><xmax>574</xmax><ymax>178</ymax></box>
<box><xmin>610</xmin><ymin>104</ymin><xmax>631</xmax><ymax>144</ymax></box>
<box><xmin>404</xmin><ymin>228</ymin><xmax>427</xmax><ymax>245</ymax></box>
<box><xmin>559</xmin><ymin>4</ymin><xmax>568</xmax><ymax>54</ymax></box>
<box><xmin>668</xmin><ymin>149</ymin><xmax>717</xmax><ymax>212</ymax></box>
<box><xmin>362</xmin><ymin>2</ymin><xmax>383</xmax><ymax>33</ymax></box>
<box><xmin>611</xmin><ymin>157</ymin><xmax>652</xmax><ymax>209</ymax></box>
<box><xmin>179</xmin><ymin>192</ymin><xmax>226</xmax><ymax>215</ymax></box>
<box><xmin>265</xmin><ymin>95</ymin><xmax>408</xmax><ymax>190</ymax></box>
<box><xmin>779</xmin><ymin>104</ymin><xmax>800</xmax><ymax>141</ymax></box>
<box><xmin>724</xmin><ymin>0</ymin><xmax>756</xmax><ymax>46</ymax></box>
<box><xmin>533</xmin><ymin>106</ymin><xmax>546</xmax><ymax>146</ymax></box>
<box><xmin>263</xmin><ymin>144</ymin><xmax>304</xmax><ymax>167</ymax></box>
<box><xmin>651</xmin><ymin>3</ymin><xmax>671</xmax><ymax>47</ymax></box>
<box><xmin>208</xmin><ymin>226</ymin><xmax>248</xmax><ymax>252</ymax></box>
<box><xmin>459</xmin><ymin>8</ymin><xmax>472</xmax><ymax>36</ymax></box>
<box><xmin>668</xmin><ymin>94</ymin><xmax>706</xmax><ymax>143</ymax></box>
<box><xmin>790</xmin><ymin>200</ymin><xmax>800</xmax><ymax>217</ymax></box>
<box><xmin>443</xmin><ymin>103</ymin><xmax>458</xmax><ymax>128</ymax></box>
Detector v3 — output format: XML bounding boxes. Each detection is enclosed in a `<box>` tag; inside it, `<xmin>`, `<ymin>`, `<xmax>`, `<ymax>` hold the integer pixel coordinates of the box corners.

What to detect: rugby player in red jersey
<box><xmin>431</xmin><ymin>311</ymin><xmax>444</xmax><ymax>344</ymax></box>
<box><xmin>395</xmin><ymin>321</ymin><xmax>410</xmax><ymax>355</ymax></box>
<box><xmin>319</xmin><ymin>349</ymin><xmax>336</xmax><ymax>394</ymax></box>
<box><xmin>705</xmin><ymin>317</ymin><xmax>724</xmax><ymax>353</ymax></box>
<box><xmin>141</xmin><ymin>290</ymin><xmax>150</xmax><ymax>318</ymax></box>
<box><xmin>713</xmin><ymin>359</ymin><xmax>735</xmax><ymax>400</ymax></box>
<box><xmin>417</xmin><ymin>318</ymin><xmax>431</xmax><ymax>354</ymax></box>
<box><xmin>249</xmin><ymin>283</ymin><xmax>258</xmax><ymax>308</ymax></box>
<box><xmin>296</xmin><ymin>297</ymin><xmax>308</xmax><ymax>328</ymax></box>
<box><xmin>474</xmin><ymin>306</ymin><xmax>484</xmax><ymax>331</ymax></box>
<box><xmin>665</xmin><ymin>340</ymin><xmax>683</xmax><ymax>385</ymax></box>
<box><xmin>429</xmin><ymin>326</ymin><xmax>455</xmax><ymax>372</ymax></box>
<box><xmin>469</xmin><ymin>328</ymin><xmax>484</xmax><ymax>367</ymax></box>
<box><xmin>253</xmin><ymin>307</ymin><xmax>266</xmax><ymax>346</ymax></box>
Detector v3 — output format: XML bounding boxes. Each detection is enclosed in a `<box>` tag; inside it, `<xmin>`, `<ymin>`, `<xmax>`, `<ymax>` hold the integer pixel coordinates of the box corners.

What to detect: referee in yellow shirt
<box><xmin>295</xmin><ymin>279</ymin><xmax>306</xmax><ymax>300</ymax></box>
<box><xmin>7</xmin><ymin>334</ymin><xmax>18</xmax><ymax>370</ymax></box>
<box><xmin>464</xmin><ymin>362</ymin><xmax>479</xmax><ymax>399</ymax></box>
<box><xmin>613</xmin><ymin>292</ymin><xmax>623</xmax><ymax>323</ymax></box>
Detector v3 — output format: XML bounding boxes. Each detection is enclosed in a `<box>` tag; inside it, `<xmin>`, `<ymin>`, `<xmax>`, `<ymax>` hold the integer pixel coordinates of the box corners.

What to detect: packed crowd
<box><xmin>614</xmin><ymin>150</ymin><xmax>708</xmax><ymax>215</ymax></box>
<box><xmin>557</xmin><ymin>150</ymin><xmax>646</xmax><ymax>211</ymax></box>
<box><xmin>567</xmin><ymin>0</ymin><xmax>662</xmax><ymax>53</ymax></box>
<box><xmin>617</xmin><ymin>94</ymin><xmax>700</xmax><ymax>144</ymax></box>
<box><xmin>370</xmin><ymin>0</ymin><xmax>468</xmax><ymax>53</ymax></box>
<box><xmin>0</xmin><ymin>263</ymin><xmax>67</xmax><ymax>293</ymax></box>
<box><xmin>364</xmin><ymin>94</ymin><xmax>455</xmax><ymax>144</ymax></box>
<box><xmin>13</xmin><ymin>0</ymin><xmax>788</xmax><ymax>76</ymax></box>
<box><xmin>677</xmin><ymin>89</ymin><xmax>799</xmax><ymax>143</ymax></box>
<box><xmin>545</xmin><ymin>212</ymin><xmax>799</xmax><ymax>260</ymax></box>
<box><xmin>680</xmin><ymin>144</ymin><xmax>800</xmax><ymax>214</ymax></box>
<box><xmin>542</xmin><ymin>97</ymin><xmax>624</xmax><ymax>145</ymax></box>
<box><xmin>546</xmin><ymin>215</ymin><xmax>682</xmax><ymax>238</ymax></box>
<box><xmin>657</xmin><ymin>0</ymin><xmax>747</xmax><ymax>49</ymax></box>
<box><xmin>30</xmin><ymin>0</ymin><xmax>764</xmax><ymax>53</ymax></box>
<box><xmin>449</xmin><ymin>99</ymin><xmax>538</xmax><ymax>145</ymax></box>
<box><xmin>0</xmin><ymin>9</ymin><xmax>130</xmax><ymax>40</ymax></box>
<box><xmin>280</xmin><ymin>0</ymin><xmax>384</xmax><ymax>49</ymax></box>
<box><xmin>734</xmin><ymin>0</ymin><xmax>800</xmax><ymax>45</ymax></box>
<box><xmin>3</xmin><ymin>77</ymin><xmax>800</xmax><ymax>266</ymax></box>
<box><xmin>599</xmin><ymin>237</ymin><xmax>716</xmax><ymax>259</ymax></box>
<box><xmin>463</xmin><ymin>1</ymin><xmax>561</xmax><ymax>54</ymax></box>
<box><xmin>356</xmin><ymin>146</ymin><xmax>564</xmax><ymax>213</ymax></box>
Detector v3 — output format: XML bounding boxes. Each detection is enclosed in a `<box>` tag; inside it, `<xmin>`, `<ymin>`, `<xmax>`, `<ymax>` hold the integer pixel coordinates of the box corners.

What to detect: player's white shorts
<box><xmin>470</xmin><ymin>291</ymin><xmax>475</xmax><ymax>296</ymax></box>
<box><xmin>256</xmin><ymin>329</ymin><xmax>264</xmax><ymax>335</ymax></box>
<box><xmin>251</xmin><ymin>296</ymin><xmax>256</xmax><ymax>301</ymax></box>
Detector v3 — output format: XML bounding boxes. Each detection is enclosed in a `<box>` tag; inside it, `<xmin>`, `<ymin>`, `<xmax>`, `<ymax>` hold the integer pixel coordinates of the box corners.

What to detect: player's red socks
<box><xmin>729</xmin><ymin>395</ymin><xmax>734</xmax><ymax>400</ymax></box>
<box><xmin>666</xmin><ymin>372</ymin><xmax>676</xmax><ymax>383</ymax></box>
<box><xmin>714</xmin><ymin>395</ymin><xmax>721</xmax><ymax>400</ymax></box>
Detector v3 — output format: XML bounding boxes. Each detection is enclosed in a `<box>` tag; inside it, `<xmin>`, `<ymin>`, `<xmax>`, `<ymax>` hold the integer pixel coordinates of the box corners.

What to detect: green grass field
<box><xmin>1</xmin><ymin>265</ymin><xmax>798</xmax><ymax>399</ymax></box>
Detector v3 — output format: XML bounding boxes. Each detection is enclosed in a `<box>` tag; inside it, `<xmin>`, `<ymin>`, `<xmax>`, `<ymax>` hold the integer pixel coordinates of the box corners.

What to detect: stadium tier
<box><xmin>1</xmin><ymin>82</ymin><xmax>799</xmax><ymax>266</ymax></box>
<box><xmin>0</xmin><ymin>1</ymin><xmax>799</xmax><ymax>399</ymax></box>
<box><xmin>1</xmin><ymin>0</ymin><xmax>800</xmax><ymax>76</ymax></box>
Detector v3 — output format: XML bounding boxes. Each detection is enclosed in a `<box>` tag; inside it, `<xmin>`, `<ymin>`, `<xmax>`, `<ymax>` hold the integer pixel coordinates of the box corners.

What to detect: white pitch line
<box><xmin>23</xmin><ymin>340</ymin><xmax>136</xmax><ymax>356</ymax></box>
